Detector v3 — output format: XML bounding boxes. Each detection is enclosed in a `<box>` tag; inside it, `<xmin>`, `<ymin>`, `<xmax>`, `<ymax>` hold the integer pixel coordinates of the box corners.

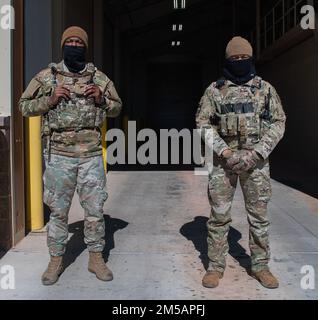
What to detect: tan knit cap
<box><xmin>61</xmin><ymin>26</ymin><xmax>88</xmax><ymax>49</ymax></box>
<box><xmin>226</xmin><ymin>36</ymin><xmax>253</xmax><ymax>58</ymax></box>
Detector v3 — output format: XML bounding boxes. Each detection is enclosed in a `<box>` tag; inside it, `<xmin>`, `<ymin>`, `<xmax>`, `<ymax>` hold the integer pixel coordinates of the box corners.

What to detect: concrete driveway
<box><xmin>0</xmin><ymin>171</ymin><xmax>318</xmax><ymax>300</ymax></box>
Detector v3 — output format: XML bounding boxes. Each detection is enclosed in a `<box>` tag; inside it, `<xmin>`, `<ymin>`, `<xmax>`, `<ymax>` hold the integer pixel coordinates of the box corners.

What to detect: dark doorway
<box><xmin>111</xmin><ymin>59</ymin><xmax>203</xmax><ymax>171</ymax></box>
<box><xmin>147</xmin><ymin>61</ymin><xmax>202</xmax><ymax>131</ymax></box>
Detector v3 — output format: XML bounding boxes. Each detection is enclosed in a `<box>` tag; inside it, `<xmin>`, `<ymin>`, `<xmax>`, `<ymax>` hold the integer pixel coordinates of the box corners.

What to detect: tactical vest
<box><xmin>43</xmin><ymin>63</ymin><xmax>106</xmax><ymax>135</ymax></box>
<box><xmin>210</xmin><ymin>77</ymin><xmax>271</xmax><ymax>146</ymax></box>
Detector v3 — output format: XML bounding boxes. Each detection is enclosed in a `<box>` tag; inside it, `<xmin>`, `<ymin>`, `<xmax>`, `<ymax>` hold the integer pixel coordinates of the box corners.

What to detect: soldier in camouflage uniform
<box><xmin>19</xmin><ymin>26</ymin><xmax>122</xmax><ymax>285</ymax></box>
<box><xmin>196</xmin><ymin>37</ymin><xmax>286</xmax><ymax>289</ymax></box>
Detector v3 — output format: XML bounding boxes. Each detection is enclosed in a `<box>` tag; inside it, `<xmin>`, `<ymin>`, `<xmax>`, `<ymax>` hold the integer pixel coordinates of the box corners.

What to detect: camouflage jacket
<box><xmin>19</xmin><ymin>61</ymin><xmax>122</xmax><ymax>158</ymax></box>
<box><xmin>196</xmin><ymin>77</ymin><xmax>286</xmax><ymax>160</ymax></box>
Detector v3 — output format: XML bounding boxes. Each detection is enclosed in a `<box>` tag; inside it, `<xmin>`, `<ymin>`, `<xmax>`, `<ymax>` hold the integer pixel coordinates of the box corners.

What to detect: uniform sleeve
<box><xmin>19</xmin><ymin>74</ymin><xmax>52</xmax><ymax>117</ymax></box>
<box><xmin>94</xmin><ymin>71</ymin><xmax>122</xmax><ymax>118</ymax></box>
<box><xmin>253</xmin><ymin>84</ymin><xmax>286</xmax><ymax>160</ymax></box>
<box><xmin>196</xmin><ymin>87</ymin><xmax>229</xmax><ymax>157</ymax></box>
<box><xmin>103</xmin><ymin>81</ymin><xmax>123</xmax><ymax>118</ymax></box>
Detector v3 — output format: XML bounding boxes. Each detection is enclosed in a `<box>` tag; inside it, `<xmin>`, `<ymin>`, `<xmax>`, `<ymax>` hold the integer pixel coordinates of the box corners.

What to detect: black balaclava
<box><xmin>223</xmin><ymin>57</ymin><xmax>256</xmax><ymax>85</ymax></box>
<box><xmin>63</xmin><ymin>45</ymin><xmax>86</xmax><ymax>73</ymax></box>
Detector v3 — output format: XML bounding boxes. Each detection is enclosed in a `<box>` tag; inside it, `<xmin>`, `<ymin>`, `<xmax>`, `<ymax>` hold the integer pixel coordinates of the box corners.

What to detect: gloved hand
<box><xmin>222</xmin><ymin>149</ymin><xmax>241</xmax><ymax>170</ymax></box>
<box><xmin>232</xmin><ymin>149</ymin><xmax>261</xmax><ymax>173</ymax></box>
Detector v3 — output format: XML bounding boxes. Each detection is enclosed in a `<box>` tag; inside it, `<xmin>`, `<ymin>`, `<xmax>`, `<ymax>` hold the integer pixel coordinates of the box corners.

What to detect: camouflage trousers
<box><xmin>43</xmin><ymin>154</ymin><xmax>108</xmax><ymax>257</ymax></box>
<box><xmin>207</xmin><ymin>159</ymin><xmax>272</xmax><ymax>274</ymax></box>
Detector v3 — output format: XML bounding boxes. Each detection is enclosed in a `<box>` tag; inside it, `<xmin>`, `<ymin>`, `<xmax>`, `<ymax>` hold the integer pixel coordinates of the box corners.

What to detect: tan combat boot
<box><xmin>252</xmin><ymin>269</ymin><xmax>279</xmax><ymax>289</ymax></box>
<box><xmin>41</xmin><ymin>256</ymin><xmax>64</xmax><ymax>286</ymax></box>
<box><xmin>202</xmin><ymin>271</ymin><xmax>223</xmax><ymax>288</ymax></box>
<box><xmin>88</xmin><ymin>252</ymin><xmax>113</xmax><ymax>282</ymax></box>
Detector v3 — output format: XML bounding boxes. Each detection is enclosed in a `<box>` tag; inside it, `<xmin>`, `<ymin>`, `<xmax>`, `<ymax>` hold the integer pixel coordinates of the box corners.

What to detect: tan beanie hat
<box><xmin>226</xmin><ymin>36</ymin><xmax>253</xmax><ymax>58</ymax></box>
<box><xmin>61</xmin><ymin>26</ymin><xmax>88</xmax><ymax>49</ymax></box>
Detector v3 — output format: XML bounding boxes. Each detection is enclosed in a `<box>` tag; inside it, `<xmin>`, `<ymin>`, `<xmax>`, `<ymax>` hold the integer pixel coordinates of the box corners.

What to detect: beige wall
<box><xmin>0</xmin><ymin>0</ymin><xmax>12</xmax><ymax>117</ymax></box>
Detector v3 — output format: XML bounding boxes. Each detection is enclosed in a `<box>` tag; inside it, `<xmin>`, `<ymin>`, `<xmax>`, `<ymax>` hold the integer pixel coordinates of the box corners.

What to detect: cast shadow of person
<box><xmin>180</xmin><ymin>216</ymin><xmax>252</xmax><ymax>274</ymax></box>
<box><xmin>63</xmin><ymin>215</ymin><xmax>129</xmax><ymax>270</ymax></box>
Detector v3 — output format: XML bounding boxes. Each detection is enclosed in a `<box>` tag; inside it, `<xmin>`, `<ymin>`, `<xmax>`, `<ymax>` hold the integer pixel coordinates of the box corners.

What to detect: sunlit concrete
<box><xmin>0</xmin><ymin>171</ymin><xmax>318</xmax><ymax>300</ymax></box>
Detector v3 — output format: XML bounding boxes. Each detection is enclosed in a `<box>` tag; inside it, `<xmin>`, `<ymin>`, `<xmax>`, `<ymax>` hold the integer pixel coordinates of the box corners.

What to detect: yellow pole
<box><xmin>101</xmin><ymin>121</ymin><xmax>107</xmax><ymax>173</ymax></box>
<box><xmin>26</xmin><ymin>116</ymin><xmax>44</xmax><ymax>231</ymax></box>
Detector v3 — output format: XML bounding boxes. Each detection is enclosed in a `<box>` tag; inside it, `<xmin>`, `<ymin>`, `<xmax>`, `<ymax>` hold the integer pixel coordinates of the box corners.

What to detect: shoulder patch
<box><xmin>35</xmin><ymin>68</ymin><xmax>52</xmax><ymax>85</ymax></box>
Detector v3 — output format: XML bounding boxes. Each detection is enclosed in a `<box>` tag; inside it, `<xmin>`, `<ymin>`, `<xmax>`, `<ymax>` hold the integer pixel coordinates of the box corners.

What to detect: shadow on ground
<box><xmin>63</xmin><ymin>215</ymin><xmax>129</xmax><ymax>270</ymax></box>
<box><xmin>180</xmin><ymin>216</ymin><xmax>251</xmax><ymax>273</ymax></box>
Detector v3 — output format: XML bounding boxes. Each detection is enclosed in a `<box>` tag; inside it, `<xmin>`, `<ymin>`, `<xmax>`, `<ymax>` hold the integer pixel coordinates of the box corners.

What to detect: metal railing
<box><xmin>251</xmin><ymin>0</ymin><xmax>313</xmax><ymax>54</ymax></box>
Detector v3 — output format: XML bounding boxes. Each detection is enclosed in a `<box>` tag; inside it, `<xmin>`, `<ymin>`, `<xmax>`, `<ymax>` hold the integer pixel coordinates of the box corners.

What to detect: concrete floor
<box><xmin>0</xmin><ymin>171</ymin><xmax>318</xmax><ymax>300</ymax></box>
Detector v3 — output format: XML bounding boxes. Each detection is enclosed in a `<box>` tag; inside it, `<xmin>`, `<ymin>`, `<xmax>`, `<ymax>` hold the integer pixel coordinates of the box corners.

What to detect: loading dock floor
<box><xmin>1</xmin><ymin>171</ymin><xmax>318</xmax><ymax>300</ymax></box>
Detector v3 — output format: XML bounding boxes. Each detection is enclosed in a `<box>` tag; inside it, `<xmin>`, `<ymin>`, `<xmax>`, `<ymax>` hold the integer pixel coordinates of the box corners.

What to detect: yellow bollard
<box><xmin>26</xmin><ymin>116</ymin><xmax>44</xmax><ymax>231</ymax></box>
<box><xmin>101</xmin><ymin>121</ymin><xmax>107</xmax><ymax>173</ymax></box>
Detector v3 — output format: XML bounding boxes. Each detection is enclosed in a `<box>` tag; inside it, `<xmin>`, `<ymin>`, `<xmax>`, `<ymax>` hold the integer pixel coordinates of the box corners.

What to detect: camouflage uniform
<box><xmin>19</xmin><ymin>61</ymin><xmax>122</xmax><ymax>257</ymax></box>
<box><xmin>196</xmin><ymin>77</ymin><xmax>286</xmax><ymax>273</ymax></box>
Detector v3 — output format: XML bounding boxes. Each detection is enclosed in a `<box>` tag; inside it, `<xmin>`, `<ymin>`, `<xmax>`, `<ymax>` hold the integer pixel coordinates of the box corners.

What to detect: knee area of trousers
<box><xmin>81</xmin><ymin>187</ymin><xmax>108</xmax><ymax>209</ymax></box>
<box><xmin>245</xmin><ymin>201</ymin><xmax>268</xmax><ymax>217</ymax></box>
<box><xmin>44</xmin><ymin>187</ymin><xmax>74</xmax><ymax>208</ymax></box>
<box><xmin>207</xmin><ymin>215</ymin><xmax>232</xmax><ymax>228</ymax></box>
<box><xmin>211</xmin><ymin>202</ymin><xmax>232</xmax><ymax>216</ymax></box>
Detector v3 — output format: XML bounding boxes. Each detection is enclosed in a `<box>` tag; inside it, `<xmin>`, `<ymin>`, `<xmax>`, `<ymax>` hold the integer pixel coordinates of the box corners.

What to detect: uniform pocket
<box><xmin>245</xmin><ymin>167</ymin><xmax>272</xmax><ymax>204</ymax></box>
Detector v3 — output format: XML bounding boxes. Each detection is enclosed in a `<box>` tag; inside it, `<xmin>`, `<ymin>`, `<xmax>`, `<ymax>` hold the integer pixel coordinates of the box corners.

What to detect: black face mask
<box><xmin>63</xmin><ymin>45</ymin><xmax>86</xmax><ymax>73</ymax></box>
<box><xmin>223</xmin><ymin>57</ymin><xmax>256</xmax><ymax>85</ymax></box>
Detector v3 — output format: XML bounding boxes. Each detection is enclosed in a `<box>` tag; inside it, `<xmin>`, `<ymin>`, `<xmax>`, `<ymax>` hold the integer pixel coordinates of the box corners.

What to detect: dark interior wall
<box><xmin>125</xmin><ymin>56</ymin><xmax>204</xmax><ymax>130</ymax></box>
<box><xmin>261</xmin><ymin>0</ymin><xmax>279</xmax><ymax>15</ymax></box>
<box><xmin>127</xmin><ymin>56</ymin><xmax>148</xmax><ymax>126</ymax></box>
<box><xmin>123</xmin><ymin>24</ymin><xmax>233</xmax><ymax>130</ymax></box>
<box><xmin>258</xmin><ymin>32</ymin><xmax>318</xmax><ymax>197</ymax></box>
<box><xmin>147</xmin><ymin>59</ymin><xmax>203</xmax><ymax>131</ymax></box>
<box><xmin>24</xmin><ymin>0</ymin><xmax>52</xmax><ymax>82</ymax></box>
<box><xmin>63</xmin><ymin>0</ymin><xmax>94</xmax><ymax>60</ymax></box>
<box><xmin>104</xmin><ymin>17</ymin><xmax>122</xmax><ymax>130</ymax></box>
<box><xmin>103</xmin><ymin>18</ymin><xmax>115</xmax><ymax>78</ymax></box>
